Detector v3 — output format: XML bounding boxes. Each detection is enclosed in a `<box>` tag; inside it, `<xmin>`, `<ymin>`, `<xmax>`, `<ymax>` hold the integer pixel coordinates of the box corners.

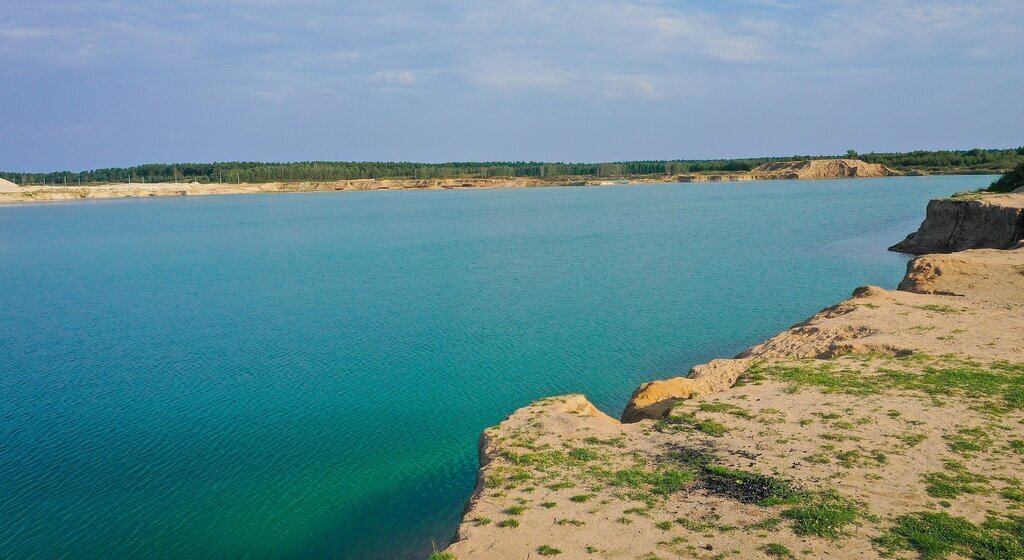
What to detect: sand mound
<box><xmin>0</xmin><ymin>178</ymin><xmax>19</xmax><ymax>192</ymax></box>
<box><xmin>752</xmin><ymin>158</ymin><xmax>896</xmax><ymax>179</ymax></box>
<box><xmin>898</xmin><ymin>247</ymin><xmax>1024</xmax><ymax>303</ymax></box>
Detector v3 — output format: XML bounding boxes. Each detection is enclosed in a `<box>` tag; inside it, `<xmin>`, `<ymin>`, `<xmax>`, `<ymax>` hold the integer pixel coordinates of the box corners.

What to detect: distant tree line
<box><xmin>4</xmin><ymin>148</ymin><xmax>1022</xmax><ymax>186</ymax></box>
<box><xmin>858</xmin><ymin>148</ymin><xmax>1024</xmax><ymax>171</ymax></box>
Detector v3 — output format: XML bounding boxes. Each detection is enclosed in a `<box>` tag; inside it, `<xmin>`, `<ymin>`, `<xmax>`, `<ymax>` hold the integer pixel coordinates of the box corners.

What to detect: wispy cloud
<box><xmin>370</xmin><ymin>71</ymin><xmax>417</xmax><ymax>86</ymax></box>
<box><xmin>3</xmin><ymin>0</ymin><xmax>1019</xmax><ymax>97</ymax></box>
<box><xmin>0</xmin><ymin>0</ymin><xmax>1021</xmax><ymax>169</ymax></box>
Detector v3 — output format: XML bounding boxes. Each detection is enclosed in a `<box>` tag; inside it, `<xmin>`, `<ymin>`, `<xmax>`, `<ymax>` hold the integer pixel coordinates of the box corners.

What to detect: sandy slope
<box><xmin>751</xmin><ymin>159</ymin><xmax>896</xmax><ymax>179</ymax></box>
<box><xmin>443</xmin><ymin>245</ymin><xmax>1024</xmax><ymax>560</ymax></box>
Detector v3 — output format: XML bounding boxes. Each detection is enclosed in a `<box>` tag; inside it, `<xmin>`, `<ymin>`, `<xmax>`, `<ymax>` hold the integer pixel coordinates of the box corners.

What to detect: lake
<box><xmin>0</xmin><ymin>175</ymin><xmax>995</xmax><ymax>559</ymax></box>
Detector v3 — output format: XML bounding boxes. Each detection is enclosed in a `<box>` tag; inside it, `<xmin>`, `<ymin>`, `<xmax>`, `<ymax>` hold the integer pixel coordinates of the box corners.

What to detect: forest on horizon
<box><xmin>4</xmin><ymin>148</ymin><xmax>1023</xmax><ymax>186</ymax></box>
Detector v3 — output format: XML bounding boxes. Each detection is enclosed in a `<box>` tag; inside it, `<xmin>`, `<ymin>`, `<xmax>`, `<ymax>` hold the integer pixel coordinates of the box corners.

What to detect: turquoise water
<box><xmin>0</xmin><ymin>176</ymin><xmax>994</xmax><ymax>559</ymax></box>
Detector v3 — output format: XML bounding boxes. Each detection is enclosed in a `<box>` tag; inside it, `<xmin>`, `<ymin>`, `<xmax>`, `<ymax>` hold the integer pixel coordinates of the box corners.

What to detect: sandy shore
<box><xmin>0</xmin><ymin>159</ymin><xmax>901</xmax><ymax>205</ymax></box>
<box><xmin>442</xmin><ymin>209</ymin><xmax>1024</xmax><ymax>558</ymax></box>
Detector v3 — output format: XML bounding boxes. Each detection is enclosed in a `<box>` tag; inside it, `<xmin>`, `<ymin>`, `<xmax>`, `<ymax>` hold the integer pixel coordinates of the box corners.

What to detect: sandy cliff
<box><xmin>750</xmin><ymin>159</ymin><xmax>896</xmax><ymax>179</ymax></box>
<box><xmin>672</xmin><ymin>159</ymin><xmax>897</xmax><ymax>184</ymax></box>
<box><xmin>890</xmin><ymin>192</ymin><xmax>1024</xmax><ymax>254</ymax></box>
<box><xmin>443</xmin><ymin>218</ymin><xmax>1024</xmax><ymax>558</ymax></box>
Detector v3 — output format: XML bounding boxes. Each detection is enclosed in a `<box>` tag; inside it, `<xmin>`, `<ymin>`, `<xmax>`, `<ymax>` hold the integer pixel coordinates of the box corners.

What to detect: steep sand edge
<box><xmin>750</xmin><ymin>159</ymin><xmax>896</xmax><ymax>179</ymax></box>
<box><xmin>889</xmin><ymin>193</ymin><xmax>1024</xmax><ymax>254</ymax></box>
<box><xmin>444</xmin><ymin>245</ymin><xmax>1024</xmax><ymax>560</ymax></box>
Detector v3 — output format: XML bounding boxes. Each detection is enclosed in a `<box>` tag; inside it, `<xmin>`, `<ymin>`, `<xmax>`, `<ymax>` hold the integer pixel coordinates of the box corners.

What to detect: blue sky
<box><xmin>2</xmin><ymin>0</ymin><xmax>1021</xmax><ymax>171</ymax></box>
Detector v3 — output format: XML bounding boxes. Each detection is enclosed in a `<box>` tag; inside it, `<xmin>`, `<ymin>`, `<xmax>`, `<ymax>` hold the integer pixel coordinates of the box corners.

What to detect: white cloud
<box><xmin>1</xmin><ymin>0</ymin><xmax>1020</xmax><ymax>101</ymax></box>
<box><xmin>0</xmin><ymin>26</ymin><xmax>64</xmax><ymax>41</ymax></box>
<box><xmin>370</xmin><ymin>71</ymin><xmax>417</xmax><ymax>86</ymax></box>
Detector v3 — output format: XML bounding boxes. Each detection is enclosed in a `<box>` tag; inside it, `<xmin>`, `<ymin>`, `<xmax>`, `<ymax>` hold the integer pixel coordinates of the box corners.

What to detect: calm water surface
<box><xmin>0</xmin><ymin>176</ymin><xmax>995</xmax><ymax>559</ymax></box>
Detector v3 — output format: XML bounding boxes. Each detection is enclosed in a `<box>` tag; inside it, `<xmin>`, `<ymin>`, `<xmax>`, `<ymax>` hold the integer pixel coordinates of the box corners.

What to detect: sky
<box><xmin>1</xmin><ymin>0</ymin><xmax>1022</xmax><ymax>172</ymax></box>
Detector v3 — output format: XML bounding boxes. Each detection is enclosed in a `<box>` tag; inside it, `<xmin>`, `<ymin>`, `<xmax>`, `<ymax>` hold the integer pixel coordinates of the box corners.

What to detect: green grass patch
<box><xmin>749</xmin><ymin>362</ymin><xmax>881</xmax><ymax>396</ymax></box>
<box><xmin>882</xmin><ymin>365</ymin><xmax>1024</xmax><ymax>413</ymax></box>
<box><xmin>834</xmin><ymin>449</ymin><xmax>887</xmax><ymax>469</ymax></box>
<box><xmin>762</xmin><ymin>543</ymin><xmax>794</xmax><ymax>558</ymax></box>
<box><xmin>503</xmin><ymin>505</ymin><xmax>527</xmax><ymax>515</ymax></box>
<box><xmin>656</xmin><ymin>410</ymin><xmax>731</xmax><ymax>436</ymax></box>
<box><xmin>945</xmin><ymin>427</ymin><xmax>994</xmax><ymax>454</ymax></box>
<box><xmin>623</xmin><ymin>507</ymin><xmax>650</xmax><ymax>517</ymax></box>
<box><xmin>567</xmin><ymin>447</ymin><xmax>601</xmax><ymax>462</ymax></box>
<box><xmin>781</xmin><ymin>491</ymin><xmax>864</xmax><ymax>539</ymax></box>
<box><xmin>537</xmin><ymin>544</ymin><xmax>562</xmax><ymax>555</ymax></box>
<box><xmin>899</xmin><ymin>433</ymin><xmax>928</xmax><ymax>447</ymax></box>
<box><xmin>804</xmin><ymin>453</ymin><xmax>831</xmax><ymax>464</ymax></box>
<box><xmin>610</xmin><ymin>467</ymin><xmax>697</xmax><ymax>496</ymax></box>
<box><xmin>923</xmin><ymin>461</ymin><xmax>988</xmax><ymax>499</ymax></box>
<box><xmin>753</xmin><ymin>358</ymin><xmax>1024</xmax><ymax>413</ymax></box>
<box><xmin>876</xmin><ymin>512</ymin><xmax>1024</xmax><ymax>559</ymax></box>
<box><xmin>496</xmin><ymin>519</ymin><xmax>519</xmax><ymax>528</ymax></box>
<box><xmin>1002</xmin><ymin>486</ymin><xmax>1024</xmax><ymax>504</ymax></box>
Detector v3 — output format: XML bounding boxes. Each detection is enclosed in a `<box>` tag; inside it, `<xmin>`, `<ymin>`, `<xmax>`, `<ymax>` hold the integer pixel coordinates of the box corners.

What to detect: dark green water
<box><xmin>0</xmin><ymin>176</ymin><xmax>994</xmax><ymax>559</ymax></box>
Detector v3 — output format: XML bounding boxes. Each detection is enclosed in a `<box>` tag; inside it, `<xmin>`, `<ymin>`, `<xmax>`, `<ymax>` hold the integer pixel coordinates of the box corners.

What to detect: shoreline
<box><xmin>441</xmin><ymin>198</ymin><xmax>1024</xmax><ymax>559</ymax></box>
<box><xmin>0</xmin><ymin>159</ymin><xmax>909</xmax><ymax>205</ymax></box>
<box><xmin>0</xmin><ymin>173</ymin><xmax>953</xmax><ymax>207</ymax></box>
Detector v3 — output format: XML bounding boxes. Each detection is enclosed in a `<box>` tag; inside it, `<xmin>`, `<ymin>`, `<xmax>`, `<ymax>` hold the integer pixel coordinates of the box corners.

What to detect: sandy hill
<box><xmin>0</xmin><ymin>177</ymin><xmax>19</xmax><ymax>192</ymax></box>
<box><xmin>752</xmin><ymin>159</ymin><xmax>896</xmax><ymax>179</ymax></box>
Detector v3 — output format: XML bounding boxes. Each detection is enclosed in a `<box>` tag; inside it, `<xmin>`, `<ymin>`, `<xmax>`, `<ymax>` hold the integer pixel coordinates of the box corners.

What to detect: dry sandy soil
<box><xmin>443</xmin><ymin>244</ymin><xmax>1024</xmax><ymax>560</ymax></box>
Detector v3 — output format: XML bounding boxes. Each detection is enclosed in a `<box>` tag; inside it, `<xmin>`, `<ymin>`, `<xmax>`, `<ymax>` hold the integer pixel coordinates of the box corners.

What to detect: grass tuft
<box><xmin>537</xmin><ymin>544</ymin><xmax>562</xmax><ymax>556</ymax></box>
<box><xmin>781</xmin><ymin>491</ymin><xmax>863</xmax><ymax>539</ymax></box>
<box><xmin>923</xmin><ymin>461</ymin><xmax>988</xmax><ymax>499</ymax></box>
<box><xmin>762</xmin><ymin>543</ymin><xmax>794</xmax><ymax>558</ymax></box>
<box><xmin>656</xmin><ymin>410</ymin><xmax>731</xmax><ymax>436</ymax></box>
